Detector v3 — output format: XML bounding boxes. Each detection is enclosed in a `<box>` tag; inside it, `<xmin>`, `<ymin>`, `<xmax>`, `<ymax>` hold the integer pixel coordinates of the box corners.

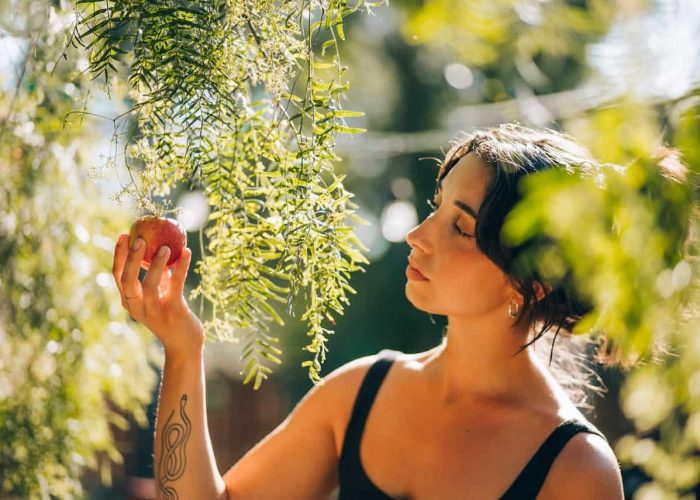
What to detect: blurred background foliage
<box><xmin>0</xmin><ymin>1</ymin><xmax>160</xmax><ymax>497</ymax></box>
<box><xmin>1</xmin><ymin>0</ymin><xmax>699</xmax><ymax>498</ymax></box>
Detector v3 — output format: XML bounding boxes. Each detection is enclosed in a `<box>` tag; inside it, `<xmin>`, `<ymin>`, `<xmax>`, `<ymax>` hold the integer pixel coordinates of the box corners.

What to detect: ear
<box><xmin>533</xmin><ymin>281</ymin><xmax>550</xmax><ymax>303</ymax></box>
<box><xmin>511</xmin><ymin>280</ymin><xmax>550</xmax><ymax>306</ymax></box>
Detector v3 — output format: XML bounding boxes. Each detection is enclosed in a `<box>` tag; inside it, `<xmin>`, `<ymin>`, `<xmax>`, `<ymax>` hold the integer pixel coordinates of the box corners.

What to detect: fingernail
<box><xmin>158</xmin><ymin>246</ymin><xmax>170</xmax><ymax>258</ymax></box>
<box><xmin>132</xmin><ymin>238</ymin><xmax>143</xmax><ymax>251</ymax></box>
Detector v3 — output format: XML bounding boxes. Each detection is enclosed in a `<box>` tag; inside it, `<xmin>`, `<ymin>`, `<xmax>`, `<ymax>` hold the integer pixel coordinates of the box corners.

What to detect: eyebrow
<box><xmin>436</xmin><ymin>179</ymin><xmax>479</xmax><ymax>219</ymax></box>
<box><xmin>454</xmin><ymin>200</ymin><xmax>478</xmax><ymax>219</ymax></box>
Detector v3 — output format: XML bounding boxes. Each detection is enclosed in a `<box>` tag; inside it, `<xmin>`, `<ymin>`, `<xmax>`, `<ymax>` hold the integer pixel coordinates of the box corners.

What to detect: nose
<box><xmin>406</xmin><ymin>217</ymin><xmax>432</xmax><ymax>254</ymax></box>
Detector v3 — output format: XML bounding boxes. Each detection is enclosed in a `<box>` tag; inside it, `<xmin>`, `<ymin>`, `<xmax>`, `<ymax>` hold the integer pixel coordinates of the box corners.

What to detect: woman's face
<box><xmin>405</xmin><ymin>152</ymin><xmax>515</xmax><ymax>317</ymax></box>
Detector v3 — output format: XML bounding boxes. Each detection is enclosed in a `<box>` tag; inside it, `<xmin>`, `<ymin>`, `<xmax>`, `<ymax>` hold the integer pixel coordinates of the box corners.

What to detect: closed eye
<box><xmin>427</xmin><ymin>199</ymin><xmax>473</xmax><ymax>239</ymax></box>
<box><xmin>454</xmin><ymin>224</ymin><xmax>473</xmax><ymax>238</ymax></box>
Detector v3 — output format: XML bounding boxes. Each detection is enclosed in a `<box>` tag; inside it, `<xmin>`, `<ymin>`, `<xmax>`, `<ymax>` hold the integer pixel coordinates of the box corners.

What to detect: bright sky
<box><xmin>587</xmin><ymin>0</ymin><xmax>700</xmax><ymax>100</ymax></box>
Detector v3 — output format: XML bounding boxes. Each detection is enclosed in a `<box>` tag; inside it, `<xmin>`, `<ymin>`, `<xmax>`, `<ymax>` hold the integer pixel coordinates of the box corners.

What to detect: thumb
<box><xmin>168</xmin><ymin>247</ymin><xmax>192</xmax><ymax>299</ymax></box>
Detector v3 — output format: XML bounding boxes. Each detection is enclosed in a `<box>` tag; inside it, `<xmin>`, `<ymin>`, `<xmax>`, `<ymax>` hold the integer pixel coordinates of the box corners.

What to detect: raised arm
<box><xmin>112</xmin><ymin>233</ymin><xmax>367</xmax><ymax>500</ymax></box>
<box><xmin>113</xmin><ymin>234</ymin><xmax>225</xmax><ymax>499</ymax></box>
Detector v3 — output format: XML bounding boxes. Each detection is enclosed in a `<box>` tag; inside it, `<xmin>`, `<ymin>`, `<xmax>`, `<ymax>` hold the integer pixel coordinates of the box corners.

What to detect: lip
<box><xmin>406</xmin><ymin>264</ymin><xmax>429</xmax><ymax>281</ymax></box>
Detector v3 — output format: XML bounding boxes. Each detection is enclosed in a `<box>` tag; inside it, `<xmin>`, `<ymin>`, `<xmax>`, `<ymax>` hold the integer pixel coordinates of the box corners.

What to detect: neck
<box><xmin>421</xmin><ymin>314</ymin><xmax>547</xmax><ymax>409</ymax></box>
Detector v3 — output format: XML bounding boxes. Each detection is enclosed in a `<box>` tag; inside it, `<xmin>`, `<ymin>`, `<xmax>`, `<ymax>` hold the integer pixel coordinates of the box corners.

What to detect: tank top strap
<box><xmin>500</xmin><ymin>418</ymin><xmax>608</xmax><ymax>499</ymax></box>
<box><xmin>341</xmin><ymin>349</ymin><xmax>398</xmax><ymax>454</ymax></box>
<box><xmin>339</xmin><ymin>349</ymin><xmax>399</xmax><ymax>482</ymax></box>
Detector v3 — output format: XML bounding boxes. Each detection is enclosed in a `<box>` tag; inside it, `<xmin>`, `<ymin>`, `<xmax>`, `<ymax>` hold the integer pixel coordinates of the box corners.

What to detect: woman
<box><xmin>112</xmin><ymin>124</ymin><xmax>632</xmax><ymax>499</ymax></box>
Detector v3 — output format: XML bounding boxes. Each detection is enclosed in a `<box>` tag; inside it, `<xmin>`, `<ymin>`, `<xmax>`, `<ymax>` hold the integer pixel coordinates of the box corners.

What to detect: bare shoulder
<box><xmin>321</xmin><ymin>350</ymin><xmax>402</xmax><ymax>453</ymax></box>
<box><xmin>289</xmin><ymin>352</ymin><xmax>382</xmax><ymax>428</ymax></box>
<box><xmin>322</xmin><ymin>348</ymin><xmax>412</xmax><ymax>392</ymax></box>
<box><xmin>539</xmin><ymin>428</ymin><xmax>624</xmax><ymax>500</ymax></box>
<box><xmin>222</xmin><ymin>351</ymin><xmax>391</xmax><ymax>499</ymax></box>
<box><xmin>319</xmin><ymin>351</ymin><xmax>388</xmax><ymax>406</ymax></box>
<box><xmin>323</xmin><ymin>351</ymin><xmax>386</xmax><ymax>383</ymax></box>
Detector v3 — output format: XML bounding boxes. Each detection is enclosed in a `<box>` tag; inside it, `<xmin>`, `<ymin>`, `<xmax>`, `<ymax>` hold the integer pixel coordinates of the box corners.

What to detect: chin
<box><xmin>404</xmin><ymin>289</ymin><xmax>444</xmax><ymax>315</ymax></box>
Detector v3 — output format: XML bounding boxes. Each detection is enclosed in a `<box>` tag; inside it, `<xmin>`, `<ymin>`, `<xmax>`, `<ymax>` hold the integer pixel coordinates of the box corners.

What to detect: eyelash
<box><xmin>427</xmin><ymin>199</ymin><xmax>473</xmax><ymax>239</ymax></box>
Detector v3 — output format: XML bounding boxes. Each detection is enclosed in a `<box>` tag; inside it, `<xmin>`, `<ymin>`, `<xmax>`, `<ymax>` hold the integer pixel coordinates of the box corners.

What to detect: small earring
<box><xmin>508</xmin><ymin>301</ymin><xmax>520</xmax><ymax>318</ymax></box>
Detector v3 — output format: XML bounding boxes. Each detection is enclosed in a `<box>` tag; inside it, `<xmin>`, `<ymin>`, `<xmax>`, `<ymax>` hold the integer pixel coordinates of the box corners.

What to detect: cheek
<box><xmin>440</xmin><ymin>254</ymin><xmax>511</xmax><ymax>306</ymax></box>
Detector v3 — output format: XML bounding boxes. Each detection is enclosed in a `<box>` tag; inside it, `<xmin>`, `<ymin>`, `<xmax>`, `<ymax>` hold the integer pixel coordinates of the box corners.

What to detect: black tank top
<box><xmin>338</xmin><ymin>349</ymin><xmax>608</xmax><ymax>499</ymax></box>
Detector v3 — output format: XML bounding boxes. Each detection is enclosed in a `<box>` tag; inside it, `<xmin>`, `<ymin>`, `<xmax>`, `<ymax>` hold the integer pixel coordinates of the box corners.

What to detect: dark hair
<box><xmin>434</xmin><ymin>124</ymin><xmax>694</xmax><ymax>409</ymax></box>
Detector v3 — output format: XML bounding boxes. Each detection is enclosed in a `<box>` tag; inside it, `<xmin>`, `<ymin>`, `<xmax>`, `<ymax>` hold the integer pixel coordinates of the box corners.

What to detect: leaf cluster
<box><xmin>70</xmin><ymin>0</ymin><xmax>383</xmax><ymax>387</ymax></box>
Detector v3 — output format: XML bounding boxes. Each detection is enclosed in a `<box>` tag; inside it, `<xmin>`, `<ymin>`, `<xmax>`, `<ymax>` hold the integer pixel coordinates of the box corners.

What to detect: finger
<box><xmin>112</xmin><ymin>233</ymin><xmax>129</xmax><ymax>297</ymax></box>
<box><xmin>121</xmin><ymin>237</ymin><xmax>146</xmax><ymax>299</ymax></box>
<box><xmin>159</xmin><ymin>267</ymin><xmax>172</xmax><ymax>296</ymax></box>
<box><xmin>167</xmin><ymin>247</ymin><xmax>192</xmax><ymax>299</ymax></box>
<box><xmin>142</xmin><ymin>246</ymin><xmax>170</xmax><ymax>305</ymax></box>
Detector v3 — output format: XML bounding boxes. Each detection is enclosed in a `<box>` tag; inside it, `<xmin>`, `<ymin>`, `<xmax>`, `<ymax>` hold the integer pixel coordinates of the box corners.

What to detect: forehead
<box><xmin>438</xmin><ymin>152</ymin><xmax>491</xmax><ymax>206</ymax></box>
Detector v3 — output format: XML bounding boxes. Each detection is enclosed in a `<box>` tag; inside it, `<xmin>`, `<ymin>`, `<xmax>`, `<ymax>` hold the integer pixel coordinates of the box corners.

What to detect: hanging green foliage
<box><xmin>68</xmin><ymin>0</ymin><xmax>383</xmax><ymax>388</ymax></box>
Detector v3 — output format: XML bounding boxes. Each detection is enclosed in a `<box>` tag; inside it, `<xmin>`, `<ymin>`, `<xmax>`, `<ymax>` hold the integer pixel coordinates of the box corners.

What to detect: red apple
<box><xmin>128</xmin><ymin>215</ymin><xmax>187</xmax><ymax>269</ymax></box>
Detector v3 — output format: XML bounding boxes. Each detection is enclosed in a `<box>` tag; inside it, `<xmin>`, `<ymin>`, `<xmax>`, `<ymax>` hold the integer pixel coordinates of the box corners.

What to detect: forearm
<box><xmin>154</xmin><ymin>348</ymin><xmax>227</xmax><ymax>500</ymax></box>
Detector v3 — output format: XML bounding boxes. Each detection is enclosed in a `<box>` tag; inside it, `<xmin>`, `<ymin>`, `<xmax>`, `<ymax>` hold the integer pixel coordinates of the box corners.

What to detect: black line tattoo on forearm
<box><xmin>157</xmin><ymin>395</ymin><xmax>191</xmax><ymax>500</ymax></box>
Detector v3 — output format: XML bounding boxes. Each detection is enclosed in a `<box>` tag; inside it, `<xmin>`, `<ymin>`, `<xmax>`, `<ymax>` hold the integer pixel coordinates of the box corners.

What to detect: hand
<box><xmin>112</xmin><ymin>233</ymin><xmax>204</xmax><ymax>356</ymax></box>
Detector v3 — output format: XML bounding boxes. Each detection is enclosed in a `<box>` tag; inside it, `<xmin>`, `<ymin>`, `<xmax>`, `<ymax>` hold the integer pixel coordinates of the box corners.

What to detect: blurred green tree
<box><xmin>0</xmin><ymin>2</ymin><xmax>159</xmax><ymax>497</ymax></box>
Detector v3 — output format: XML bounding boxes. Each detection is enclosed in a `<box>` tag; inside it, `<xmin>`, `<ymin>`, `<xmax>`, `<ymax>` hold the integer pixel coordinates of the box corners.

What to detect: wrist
<box><xmin>163</xmin><ymin>341</ymin><xmax>204</xmax><ymax>364</ymax></box>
